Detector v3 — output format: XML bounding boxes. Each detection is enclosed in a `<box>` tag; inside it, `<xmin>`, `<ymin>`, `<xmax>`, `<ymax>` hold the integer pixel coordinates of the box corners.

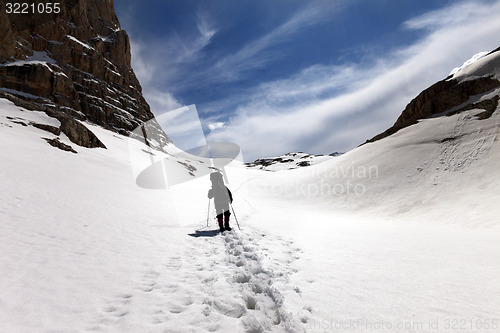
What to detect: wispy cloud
<box><xmin>205</xmin><ymin>0</ymin><xmax>500</xmax><ymax>161</ymax></box>
<box><xmin>205</xmin><ymin>3</ymin><xmax>340</xmax><ymax>84</ymax></box>
<box><xmin>196</xmin><ymin>11</ymin><xmax>217</xmax><ymax>48</ymax></box>
<box><xmin>403</xmin><ymin>0</ymin><xmax>493</xmax><ymax>30</ymax></box>
<box><xmin>128</xmin><ymin>2</ymin><xmax>340</xmax><ymax>114</ymax></box>
<box><xmin>136</xmin><ymin>2</ymin><xmax>342</xmax><ymax>96</ymax></box>
<box><xmin>128</xmin><ymin>10</ymin><xmax>218</xmax><ymax>115</ymax></box>
<box><xmin>129</xmin><ymin>40</ymin><xmax>184</xmax><ymax>116</ymax></box>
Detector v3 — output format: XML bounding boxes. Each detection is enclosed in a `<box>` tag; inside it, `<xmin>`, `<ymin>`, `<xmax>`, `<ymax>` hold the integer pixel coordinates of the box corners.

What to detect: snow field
<box><xmin>234</xmin><ymin>95</ymin><xmax>500</xmax><ymax>331</ymax></box>
<box><xmin>0</xmin><ymin>99</ymin><xmax>306</xmax><ymax>332</ymax></box>
<box><xmin>254</xmin><ymin>104</ymin><xmax>500</xmax><ymax>227</ymax></box>
<box><xmin>247</xmin><ymin>205</ymin><xmax>500</xmax><ymax>333</ymax></box>
<box><xmin>1</xmin><ymin>95</ymin><xmax>500</xmax><ymax>332</ymax></box>
<box><xmin>85</xmin><ymin>227</ymin><xmax>305</xmax><ymax>332</ymax></box>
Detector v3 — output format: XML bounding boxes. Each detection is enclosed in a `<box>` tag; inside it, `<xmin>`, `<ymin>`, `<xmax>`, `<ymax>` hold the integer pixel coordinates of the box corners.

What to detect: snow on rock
<box><xmin>0</xmin><ymin>50</ymin><xmax>58</xmax><ymax>67</ymax></box>
<box><xmin>0</xmin><ymin>51</ymin><xmax>67</xmax><ymax>77</ymax></box>
<box><xmin>65</xmin><ymin>35</ymin><xmax>95</xmax><ymax>50</ymax></box>
<box><xmin>449</xmin><ymin>51</ymin><xmax>489</xmax><ymax>77</ymax></box>
<box><xmin>96</xmin><ymin>34</ymin><xmax>113</xmax><ymax>43</ymax></box>
<box><xmin>449</xmin><ymin>48</ymin><xmax>500</xmax><ymax>82</ymax></box>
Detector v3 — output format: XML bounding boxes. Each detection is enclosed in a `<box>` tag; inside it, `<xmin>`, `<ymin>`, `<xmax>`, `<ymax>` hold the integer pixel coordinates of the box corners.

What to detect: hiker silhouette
<box><xmin>208</xmin><ymin>172</ymin><xmax>233</xmax><ymax>232</ymax></box>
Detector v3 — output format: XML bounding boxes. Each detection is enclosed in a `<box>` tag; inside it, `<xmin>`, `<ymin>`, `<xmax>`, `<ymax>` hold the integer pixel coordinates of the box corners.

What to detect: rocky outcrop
<box><xmin>30</xmin><ymin>122</ymin><xmax>61</xmax><ymax>136</ymax></box>
<box><xmin>43</xmin><ymin>137</ymin><xmax>78</xmax><ymax>154</ymax></box>
<box><xmin>366</xmin><ymin>76</ymin><xmax>500</xmax><ymax>143</ymax></box>
<box><xmin>452</xmin><ymin>95</ymin><xmax>499</xmax><ymax>120</ymax></box>
<box><xmin>0</xmin><ymin>0</ymin><xmax>170</xmax><ymax>148</ymax></box>
<box><xmin>59</xmin><ymin>115</ymin><xmax>106</xmax><ymax>149</ymax></box>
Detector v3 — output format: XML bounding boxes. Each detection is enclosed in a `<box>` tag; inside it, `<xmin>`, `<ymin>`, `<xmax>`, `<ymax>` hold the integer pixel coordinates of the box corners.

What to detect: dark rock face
<box><xmin>452</xmin><ymin>95</ymin><xmax>499</xmax><ymax>120</ymax></box>
<box><xmin>30</xmin><ymin>122</ymin><xmax>61</xmax><ymax>136</ymax></box>
<box><xmin>59</xmin><ymin>115</ymin><xmax>106</xmax><ymax>149</ymax></box>
<box><xmin>366</xmin><ymin>76</ymin><xmax>500</xmax><ymax>143</ymax></box>
<box><xmin>0</xmin><ymin>0</ymin><xmax>170</xmax><ymax>147</ymax></box>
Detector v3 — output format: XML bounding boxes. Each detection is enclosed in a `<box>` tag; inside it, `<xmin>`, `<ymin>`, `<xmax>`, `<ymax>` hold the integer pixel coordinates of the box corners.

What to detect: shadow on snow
<box><xmin>188</xmin><ymin>229</ymin><xmax>221</xmax><ymax>238</ymax></box>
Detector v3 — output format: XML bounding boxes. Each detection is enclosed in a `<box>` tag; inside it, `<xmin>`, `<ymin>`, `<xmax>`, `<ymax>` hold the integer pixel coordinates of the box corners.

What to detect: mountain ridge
<box><xmin>365</xmin><ymin>46</ymin><xmax>500</xmax><ymax>144</ymax></box>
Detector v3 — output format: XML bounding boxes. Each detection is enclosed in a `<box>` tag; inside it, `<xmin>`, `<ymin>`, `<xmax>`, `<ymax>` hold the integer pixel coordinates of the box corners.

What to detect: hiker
<box><xmin>208</xmin><ymin>171</ymin><xmax>233</xmax><ymax>232</ymax></box>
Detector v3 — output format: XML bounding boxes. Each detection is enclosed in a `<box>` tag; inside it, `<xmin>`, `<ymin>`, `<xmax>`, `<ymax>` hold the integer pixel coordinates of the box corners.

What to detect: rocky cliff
<box><xmin>366</xmin><ymin>47</ymin><xmax>500</xmax><ymax>144</ymax></box>
<box><xmin>0</xmin><ymin>0</ymin><xmax>170</xmax><ymax>148</ymax></box>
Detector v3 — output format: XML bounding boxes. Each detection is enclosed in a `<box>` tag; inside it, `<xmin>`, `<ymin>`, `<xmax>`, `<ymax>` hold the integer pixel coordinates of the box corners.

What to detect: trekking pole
<box><xmin>206</xmin><ymin>199</ymin><xmax>211</xmax><ymax>228</ymax></box>
<box><xmin>229</xmin><ymin>202</ymin><xmax>241</xmax><ymax>230</ymax></box>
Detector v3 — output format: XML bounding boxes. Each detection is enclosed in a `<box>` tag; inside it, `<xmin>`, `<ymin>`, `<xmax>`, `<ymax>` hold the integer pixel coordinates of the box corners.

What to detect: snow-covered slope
<box><xmin>0</xmin><ymin>98</ymin><xmax>306</xmax><ymax>332</ymax></box>
<box><xmin>2</xmin><ymin>83</ymin><xmax>500</xmax><ymax>332</ymax></box>
<box><xmin>269</xmin><ymin>105</ymin><xmax>500</xmax><ymax>225</ymax></box>
<box><xmin>238</xmin><ymin>87</ymin><xmax>500</xmax><ymax>331</ymax></box>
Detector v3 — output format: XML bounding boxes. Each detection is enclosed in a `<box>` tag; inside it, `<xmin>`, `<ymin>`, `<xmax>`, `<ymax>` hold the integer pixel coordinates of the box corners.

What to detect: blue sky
<box><xmin>115</xmin><ymin>0</ymin><xmax>500</xmax><ymax>161</ymax></box>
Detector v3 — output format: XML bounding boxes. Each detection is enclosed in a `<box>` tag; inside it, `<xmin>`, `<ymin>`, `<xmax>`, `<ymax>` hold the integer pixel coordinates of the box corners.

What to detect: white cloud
<box><xmin>207</xmin><ymin>122</ymin><xmax>225</xmax><ymax>131</ymax></box>
<box><xmin>206</xmin><ymin>0</ymin><xmax>500</xmax><ymax>161</ymax></box>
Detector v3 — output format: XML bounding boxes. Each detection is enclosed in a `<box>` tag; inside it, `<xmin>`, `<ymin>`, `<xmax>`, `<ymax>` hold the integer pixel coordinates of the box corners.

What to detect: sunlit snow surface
<box><xmin>449</xmin><ymin>49</ymin><xmax>500</xmax><ymax>81</ymax></box>
<box><xmin>448</xmin><ymin>51</ymin><xmax>489</xmax><ymax>77</ymax></box>
<box><xmin>1</xmin><ymin>95</ymin><xmax>499</xmax><ymax>332</ymax></box>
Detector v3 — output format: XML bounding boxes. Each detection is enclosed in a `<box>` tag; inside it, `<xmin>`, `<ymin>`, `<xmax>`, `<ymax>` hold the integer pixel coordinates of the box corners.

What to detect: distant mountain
<box><xmin>0</xmin><ymin>0</ymin><xmax>169</xmax><ymax>149</ymax></box>
<box><xmin>246</xmin><ymin>152</ymin><xmax>336</xmax><ymax>171</ymax></box>
<box><xmin>366</xmin><ymin>46</ymin><xmax>500</xmax><ymax>144</ymax></box>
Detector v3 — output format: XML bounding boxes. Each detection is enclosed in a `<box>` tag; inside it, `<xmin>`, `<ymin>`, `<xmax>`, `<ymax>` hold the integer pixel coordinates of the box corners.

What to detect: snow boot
<box><xmin>224</xmin><ymin>215</ymin><xmax>232</xmax><ymax>231</ymax></box>
<box><xmin>218</xmin><ymin>217</ymin><xmax>225</xmax><ymax>232</ymax></box>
